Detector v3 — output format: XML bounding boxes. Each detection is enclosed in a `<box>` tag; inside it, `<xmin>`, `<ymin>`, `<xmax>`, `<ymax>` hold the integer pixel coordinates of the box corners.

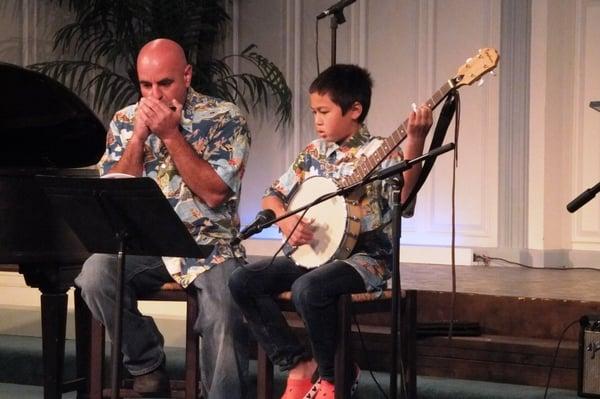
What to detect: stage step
<box><xmin>303</xmin><ymin>289</ymin><xmax>590</xmax><ymax>390</ymax></box>
<box><xmin>281</xmin><ymin>313</ymin><xmax>578</xmax><ymax>390</ymax></box>
<box><xmin>418</xmin><ymin>334</ymin><xmax>578</xmax><ymax>389</ymax></box>
<box><xmin>413</xmin><ymin>290</ymin><xmax>593</xmax><ymax>390</ymax></box>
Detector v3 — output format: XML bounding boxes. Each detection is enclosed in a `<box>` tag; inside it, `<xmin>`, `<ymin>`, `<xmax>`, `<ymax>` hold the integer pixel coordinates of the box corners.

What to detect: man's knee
<box><xmin>75</xmin><ymin>254</ymin><xmax>115</xmax><ymax>295</ymax></box>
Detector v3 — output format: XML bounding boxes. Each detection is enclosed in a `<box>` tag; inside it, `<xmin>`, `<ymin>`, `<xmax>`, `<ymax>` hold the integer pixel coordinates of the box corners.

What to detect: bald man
<box><xmin>76</xmin><ymin>39</ymin><xmax>251</xmax><ymax>398</ymax></box>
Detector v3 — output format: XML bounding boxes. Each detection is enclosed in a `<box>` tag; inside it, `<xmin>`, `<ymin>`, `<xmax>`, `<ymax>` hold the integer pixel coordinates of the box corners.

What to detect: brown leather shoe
<box><xmin>132</xmin><ymin>363</ymin><xmax>170</xmax><ymax>396</ymax></box>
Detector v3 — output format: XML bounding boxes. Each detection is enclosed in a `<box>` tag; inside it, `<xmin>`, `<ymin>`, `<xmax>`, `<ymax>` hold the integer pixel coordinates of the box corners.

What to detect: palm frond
<box><xmin>219</xmin><ymin>45</ymin><xmax>293</xmax><ymax>127</ymax></box>
<box><xmin>28</xmin><ymin>60</ymin><xmax>138</xmax><ymax>117</ymax></box>
<box><xmin>35</xmin><ymin>0</ymin><xmax>293</xmax><ymax>130</ymax></box>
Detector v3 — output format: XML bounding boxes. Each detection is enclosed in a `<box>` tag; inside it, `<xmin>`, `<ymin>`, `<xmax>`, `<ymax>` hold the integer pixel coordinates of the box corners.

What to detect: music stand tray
<box><xmin>36</xmin><ymin>175</ymin><xmax>212</xmax><ymax>399</ymax></box>
<box><xmin>36</xmin><ymin>175</ymin><xmax>211</xmax><ymax>258</ymax></box>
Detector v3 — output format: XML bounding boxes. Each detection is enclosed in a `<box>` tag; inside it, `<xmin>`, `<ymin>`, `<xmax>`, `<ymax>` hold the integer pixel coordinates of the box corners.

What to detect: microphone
<box><xmin>316</xmin><ymin>0</ymin><xmax>357</xmax><ymax>19</ymax></box>
<box><xmin>567</xmin><ymin>182</ymin><xmax>600</xmax><ymax>213</ymax></box>
<box><xmin>232</xmin><ymin>209</ymin><xmax>276</xmax><ymax>244</ymax></box>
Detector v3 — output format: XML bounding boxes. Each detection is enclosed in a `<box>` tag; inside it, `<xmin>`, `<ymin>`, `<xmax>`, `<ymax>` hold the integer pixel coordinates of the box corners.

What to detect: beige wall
<box><xmin>236</xmin><ymin>0</ymin><xmax>600</xmax><ymax>266</ymax></box>
<box><xmin>238</xmin><ymin>0</ymin><xmax>502</xmax><ymax>254</ymax></box>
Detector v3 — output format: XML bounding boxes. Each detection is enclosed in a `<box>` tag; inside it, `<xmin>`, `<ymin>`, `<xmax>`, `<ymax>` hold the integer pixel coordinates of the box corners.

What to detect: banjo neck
<box><xmin>339</xmin><ymin>80</ymin><xmax>455</xmax><ymax>189</ymax></box>
<box><xmin>338</xmin><ymin>47</ymin><xmax>501</xmax><ymax>189</ymax></box>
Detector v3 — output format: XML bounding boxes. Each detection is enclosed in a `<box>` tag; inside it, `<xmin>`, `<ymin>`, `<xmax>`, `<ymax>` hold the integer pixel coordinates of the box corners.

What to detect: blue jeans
<box><xmin>75</xmin><ymin>254</ymin><xmax>249</xmax><ymax>399</ymax></box>
<box><xmin>228</xmin><ymin>257</ymin><xmax>364</xmax><ymax>381</ymax></box>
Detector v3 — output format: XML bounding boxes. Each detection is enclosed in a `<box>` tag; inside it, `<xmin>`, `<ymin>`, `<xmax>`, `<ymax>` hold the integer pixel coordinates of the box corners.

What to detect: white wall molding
<box><xmin>20</xmin><ymin>0</ymin><xmax>36</xmax><ymax>65</ymax></box>
<box><xmin>497</xmin><ymin>0</ymin><xmax>531</xmax><ymax>249</ymax></box>
<box><xmin>349</xmin><ymin>0</ymin><xmax>366</xmax><ymax>66</ymax></box>
<box><xmin>470</xmin><ymin>246</ymin><xmax>599</xmax><ymax>269</ymax></box>
<box><xmin>404</xmin><ymin>0</ymin><xmax>501</xmax><ymax>249</ymax></box>
<box><xmin>571</xmin><ymin>0</ymin><xmax>600</xmax><ymax>249</ymax></box>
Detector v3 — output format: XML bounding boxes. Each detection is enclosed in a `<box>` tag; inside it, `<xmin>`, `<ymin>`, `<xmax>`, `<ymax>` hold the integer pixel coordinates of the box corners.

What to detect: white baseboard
<box><xmin>244</xmin><ymin>238</ymin><xmax>474</xmax><ymax>265</ymax></box>
<box><xmin>469</xmin><ymin>247</ymin><xmax>600</xmax><ymax>268</ymax></box>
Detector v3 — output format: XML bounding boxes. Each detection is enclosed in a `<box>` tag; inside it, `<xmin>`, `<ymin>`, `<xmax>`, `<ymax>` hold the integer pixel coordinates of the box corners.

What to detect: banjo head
<box><xmin>287</xmin><ymin>176</ymin><xmax>358</xmax><ymax>268</ymax></box>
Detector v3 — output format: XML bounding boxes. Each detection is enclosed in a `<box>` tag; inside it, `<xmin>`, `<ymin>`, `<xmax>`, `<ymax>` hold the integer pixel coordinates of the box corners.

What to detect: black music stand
<box><xmin>36</xmin><ymin>175</ymin><xmax>212</xmax><ymax>399</ymax></box>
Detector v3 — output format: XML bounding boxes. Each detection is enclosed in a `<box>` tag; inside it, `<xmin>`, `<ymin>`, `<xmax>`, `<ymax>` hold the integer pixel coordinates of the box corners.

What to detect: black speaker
<box><xmin>579</xmin><ymin>315</ymin><xmax>600</xmax><ymax>397</ymax></box>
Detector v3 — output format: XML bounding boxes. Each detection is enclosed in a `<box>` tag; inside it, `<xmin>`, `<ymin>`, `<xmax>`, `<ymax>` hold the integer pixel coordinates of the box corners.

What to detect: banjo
<box><xmin>287</xmin><ymin>48</ymin><xmax>500</xmax><ymax>268</ymax></box>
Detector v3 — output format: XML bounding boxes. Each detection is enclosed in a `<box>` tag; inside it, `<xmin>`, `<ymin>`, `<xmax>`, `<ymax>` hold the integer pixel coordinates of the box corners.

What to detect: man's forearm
<box><xmin>108</xmin><ymin>137</ymin><xmax>146</xmax><ymax>176</ymax></box>
<box><xmin>162</xmin><ymin>131</ymin><xmax>231</xmax><ymax>208</ymax></box>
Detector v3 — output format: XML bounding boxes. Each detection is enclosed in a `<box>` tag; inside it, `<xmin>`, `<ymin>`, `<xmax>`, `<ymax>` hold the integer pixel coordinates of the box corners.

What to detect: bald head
<box><xmin>138</xmin><ymin>39</ymin><xmax>188</xmax><ymax>70</ymax></box>
<box><xmin>136</xmin><ymin>38</ymin><xmax>192</xmax><ymax>105</ymax></box>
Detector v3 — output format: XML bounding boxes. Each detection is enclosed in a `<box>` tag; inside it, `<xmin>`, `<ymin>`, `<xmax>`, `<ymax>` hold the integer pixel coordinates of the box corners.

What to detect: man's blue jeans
<box><xmin>75</xmin><ymin>254</ymin><xmax>249</xmax><ymax>399</ymax></box>
<box><xmin>228</xmin><ymin>257</ymin><xmax>364</xmax><ymax>381</ymax></box>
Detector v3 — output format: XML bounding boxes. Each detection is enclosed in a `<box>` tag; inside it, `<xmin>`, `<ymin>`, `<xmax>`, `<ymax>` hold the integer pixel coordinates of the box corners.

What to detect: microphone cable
<box><xmin>543</xmin><ymin>318</ymin><xmax>579</xmax><ymax>399</ymax></box>
<box><xmin>352</xmin><ymin>311</ymin><xmax>400</xmax><ymax>399</ymax></box>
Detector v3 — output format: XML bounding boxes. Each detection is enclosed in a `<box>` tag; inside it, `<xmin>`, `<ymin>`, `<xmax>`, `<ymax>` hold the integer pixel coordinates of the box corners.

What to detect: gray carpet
<box><xmin>0</xmin><ymin>334</ymin><xmax>579</xmax><ymax>398</ymax></box>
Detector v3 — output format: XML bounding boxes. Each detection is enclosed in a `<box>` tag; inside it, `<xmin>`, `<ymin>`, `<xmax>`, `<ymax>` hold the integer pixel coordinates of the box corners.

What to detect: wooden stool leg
<box><xmin>185</xmin><ymin>291</ymin><xmax>199</xmax><ymax>399</ymax></box>
<box><xmin>74</xmin><ymin>288</ymin><xmax>91</xmax><ymax>399</ymax></box>
<box><xmin>256</xmin><ymin>345</ymin><xmax>274</xmax><ymax>399</ymax></box>
<box><xmin>89</xmin><ymin>317</ymin><xmax>105</xmax><ymax>399</ymax></box>
<box><xmin>334</xmin><ymin>294</ymin><xmax>352</xmax><ymax>399</ymax></box>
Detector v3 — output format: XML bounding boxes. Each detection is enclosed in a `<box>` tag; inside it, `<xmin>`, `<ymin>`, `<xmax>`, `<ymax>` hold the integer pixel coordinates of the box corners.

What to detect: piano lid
<box><xmin>0</xmin><ymin>62</ymin><xmax>106</xmax><ymax>168</ymax></box>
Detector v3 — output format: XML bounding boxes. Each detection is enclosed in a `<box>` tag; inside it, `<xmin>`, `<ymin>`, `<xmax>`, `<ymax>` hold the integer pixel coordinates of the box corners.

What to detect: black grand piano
<box><xmin>0</xmin><ymin>62</ymin><xmax>106</xmax><ymax>398</ymax></box>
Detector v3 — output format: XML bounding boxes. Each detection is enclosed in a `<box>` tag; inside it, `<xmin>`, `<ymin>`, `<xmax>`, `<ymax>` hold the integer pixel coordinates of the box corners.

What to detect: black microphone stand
<box><xmin>242</xmin><ymin>143</ymin><xmax>455</xmax><ymax>398</ymax></box>
<box><xmin>329</xmin><ymin>10</ymin><xmax>345</xmax><ymax>65</ymax></box>
<box><xmin>567</xmin><ymin>181</ymin><xmax>600</xmax><ymax>213</ymax></box>
<box><xmin>389</xmin><ymin>174</ymin><xmax>403</xmax><ymax>398</ymax></box>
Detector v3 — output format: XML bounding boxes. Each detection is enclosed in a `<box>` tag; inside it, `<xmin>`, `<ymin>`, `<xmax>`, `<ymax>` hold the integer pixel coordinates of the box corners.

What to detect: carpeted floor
<box><xmin>0</xmin><ymin>334</ymin><xmax>579</xmax><ymax>399</ymax></box>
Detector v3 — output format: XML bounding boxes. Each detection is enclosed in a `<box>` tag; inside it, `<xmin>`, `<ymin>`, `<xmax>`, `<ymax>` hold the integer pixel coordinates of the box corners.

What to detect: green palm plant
<box><xmin>29</xmin><ymin>0</ymin><xmax>292</xmax><ymax>127</ymax></box>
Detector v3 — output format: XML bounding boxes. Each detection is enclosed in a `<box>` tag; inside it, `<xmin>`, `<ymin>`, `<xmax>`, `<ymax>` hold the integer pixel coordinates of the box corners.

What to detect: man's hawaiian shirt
<box><xmin>99</xmin><ymin>88</ymin><xmax>250</xmax><ymax>287</ymax></box>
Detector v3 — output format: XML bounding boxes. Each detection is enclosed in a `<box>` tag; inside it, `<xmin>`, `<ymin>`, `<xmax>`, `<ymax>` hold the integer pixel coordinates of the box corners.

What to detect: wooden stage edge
<box><xmin>390</xmin><ymin>263</ymin><xmax>600</xmax><ymax>390</ymax></box>
<box><xmin>399</xmin><ymin>262</ymin><xmax>600</xmax><ymax>303</ymax></box>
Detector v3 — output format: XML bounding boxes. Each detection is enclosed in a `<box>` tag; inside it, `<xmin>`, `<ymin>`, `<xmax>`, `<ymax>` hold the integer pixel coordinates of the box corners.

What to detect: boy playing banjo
<box><xmin>228</xmin><ymin>64</ymin><xmax>432</xmax><ymax>399</ymax></box>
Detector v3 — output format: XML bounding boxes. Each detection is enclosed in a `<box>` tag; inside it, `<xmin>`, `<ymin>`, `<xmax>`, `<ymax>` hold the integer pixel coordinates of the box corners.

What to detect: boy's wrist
<box><xmin>403</xmin><ymin>135</ymin><xmax>426</xmax><ymax>159</ymax></box>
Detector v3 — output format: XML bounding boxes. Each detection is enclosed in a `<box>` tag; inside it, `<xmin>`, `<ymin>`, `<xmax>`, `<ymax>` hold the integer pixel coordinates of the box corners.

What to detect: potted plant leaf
<box><xmin>29</xmin><ymin>0</ymin><xmax>292</xmax><ymax>127</ymax></box>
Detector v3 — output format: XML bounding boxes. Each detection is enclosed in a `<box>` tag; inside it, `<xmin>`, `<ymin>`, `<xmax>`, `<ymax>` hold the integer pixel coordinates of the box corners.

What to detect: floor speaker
<box><xmin>579</xmin><ymin>315</ymin><xmax>600</xmax><ymax>398</ymax></box>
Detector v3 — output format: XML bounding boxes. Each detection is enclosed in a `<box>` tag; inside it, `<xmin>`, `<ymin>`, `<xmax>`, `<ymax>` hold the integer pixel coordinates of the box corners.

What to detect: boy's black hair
<box><xmin>309</xmin><ymin>64</ymin><xmax>373</xmax><ymax>123</ymax></box>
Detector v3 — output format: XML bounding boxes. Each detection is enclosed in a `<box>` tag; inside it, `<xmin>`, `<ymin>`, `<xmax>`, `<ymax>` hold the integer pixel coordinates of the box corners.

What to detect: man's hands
<box><xmin>135</xmin><ymin>97</ymin><xmax>183</xmax><ymax>141</ymax></box>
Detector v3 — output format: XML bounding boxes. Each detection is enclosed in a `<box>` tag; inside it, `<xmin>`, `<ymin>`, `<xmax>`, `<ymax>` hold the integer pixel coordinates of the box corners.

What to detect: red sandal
<box><xmin>281</xmin><ymin>377</ymin><xmax>320</xmax><ymax>399</ymax></box>
<box><xmin>310</xmin><ymin>363</ymin><xmax>360</xmax><ymax>399</ymax></box>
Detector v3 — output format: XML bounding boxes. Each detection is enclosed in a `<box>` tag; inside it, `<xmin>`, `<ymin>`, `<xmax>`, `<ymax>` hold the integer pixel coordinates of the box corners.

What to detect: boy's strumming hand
<box><xmin>279</xmin><ymin>215</ymin><xmax>315</xmax><ymax>247</ymax></box>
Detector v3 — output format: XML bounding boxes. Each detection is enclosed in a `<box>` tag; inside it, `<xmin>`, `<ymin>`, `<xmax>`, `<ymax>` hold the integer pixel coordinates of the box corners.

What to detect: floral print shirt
<box><xmin>98</xmin><ymin>88</ymin><xmax>250</xmax><ymax>287</ymax></box>
<box><xmin>266</xmin><ymin>125</ymin><xmax>412</xmax><ymax>292</ymax></box>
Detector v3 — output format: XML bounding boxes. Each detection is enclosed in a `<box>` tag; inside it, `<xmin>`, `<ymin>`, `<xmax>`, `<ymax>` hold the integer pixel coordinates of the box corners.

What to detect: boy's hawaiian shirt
<box><xmin>99</xmin><ymin>88</ymin><xmax>250</xmax><ymax>287</ymax></box>
<box><xmin>266</xmin><ymin>125</ymin><xmax>413</xmax><ymax>291</ymax></box>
